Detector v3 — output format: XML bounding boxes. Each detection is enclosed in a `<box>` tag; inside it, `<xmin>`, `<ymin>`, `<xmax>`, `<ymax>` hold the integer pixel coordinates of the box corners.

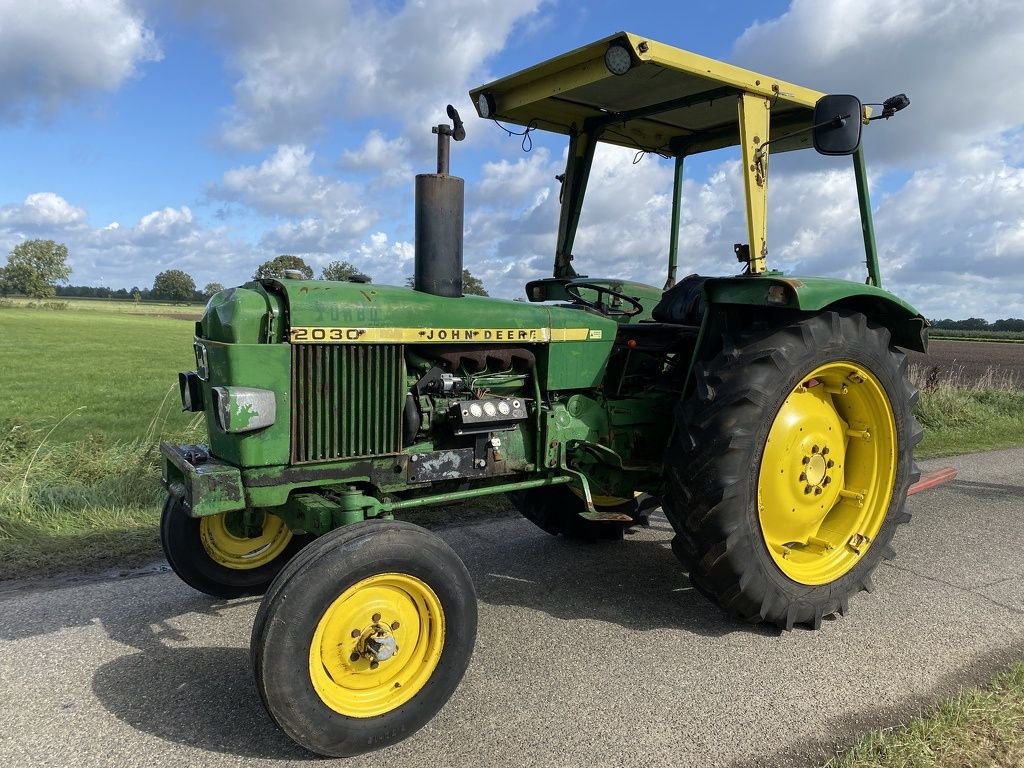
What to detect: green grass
<box><xmin>0</xmin><ymin>306</ymin><xmax>197</xmax><ymax>442</ymax></box>
<box><xmin>824</xmin><ymin>662</ymin><xmax>1024</xmax><ymax>767</ymax></box>
<box><xmin>2</xmin><ymin>295</ymin><xmax>205</xmax><ymax>315</ymax></box>
<box><xmin>910</xmin><ymin>364</ymin><xmax>1024</xmax><ymax>458</ymax></box>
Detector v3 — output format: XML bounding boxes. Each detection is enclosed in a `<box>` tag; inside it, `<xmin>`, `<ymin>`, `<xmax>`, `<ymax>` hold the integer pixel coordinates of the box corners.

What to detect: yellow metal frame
<box><xmin>469</xmin><ymin>32</ymin><xmax>833</xmax><ymax>275</ymax></box>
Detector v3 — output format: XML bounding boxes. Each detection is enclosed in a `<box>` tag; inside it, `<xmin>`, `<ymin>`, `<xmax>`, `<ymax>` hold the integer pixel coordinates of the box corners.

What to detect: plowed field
<box><xmin>906</xmin><ymin>339</ymin><xmax>1024</xmax><ymax>388</ymax></box>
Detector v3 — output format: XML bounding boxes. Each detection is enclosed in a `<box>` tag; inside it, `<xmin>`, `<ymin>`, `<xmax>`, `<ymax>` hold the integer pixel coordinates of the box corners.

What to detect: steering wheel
<box><xmin>564</xmin><ymin>282</ymin><xmax>644</xmax><ymax>317</ymax></box>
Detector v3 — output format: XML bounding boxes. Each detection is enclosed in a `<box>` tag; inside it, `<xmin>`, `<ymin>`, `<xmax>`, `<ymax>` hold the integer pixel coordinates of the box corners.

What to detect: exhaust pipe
<box><xmin>414</xmin><ymin>105</ymin><xmax>465</xmax><ymax>298</ymax></box>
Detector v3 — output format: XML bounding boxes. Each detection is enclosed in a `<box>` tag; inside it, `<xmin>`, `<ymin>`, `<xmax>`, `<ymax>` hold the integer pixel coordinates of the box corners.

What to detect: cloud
<box><xmin>0</xmin><ymin>195</ymin><xmax>252</xmax><ymax>290</ymax></box>
<box><xmin>212</xmin><ymin>144</ymin><xmax>363</xmax><ymax>219</ymax></box>
<box><xmin>732</xmin><ymin>0</ymin><xmax>1024</xmax><ymax>164</ymax></box>
<box><xmin>186</xmin><ymin>0</ymin><xmax>546</xmax><ymax>149</ymax></box>
<box><xmin>0</xmin><ymin>193</ymin><xmax>88</xmax><ymax>230</ymax></box>
<box><xmin>339</xmin><ymin>130</ymin><xmax>412</xmax><ymax>186</ymax></box>
<box><xmin>0</xmin><ymin>0</ymin><xmax>162</xmax><ymax>122</ymax></box>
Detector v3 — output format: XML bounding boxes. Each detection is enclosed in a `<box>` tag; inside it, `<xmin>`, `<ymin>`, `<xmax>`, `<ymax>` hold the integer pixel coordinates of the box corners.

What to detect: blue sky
<box><xmin>1</xmin><ymin>0</ymin><xmax>1022</xmax><ymax>318</ymax></box>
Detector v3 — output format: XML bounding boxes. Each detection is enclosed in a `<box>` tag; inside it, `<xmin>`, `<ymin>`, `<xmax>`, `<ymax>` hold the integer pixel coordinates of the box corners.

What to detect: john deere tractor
<box><xmin>162</xmin><ymin>33</ymin><xmax>922</xmax><ymax>756</ymax></box>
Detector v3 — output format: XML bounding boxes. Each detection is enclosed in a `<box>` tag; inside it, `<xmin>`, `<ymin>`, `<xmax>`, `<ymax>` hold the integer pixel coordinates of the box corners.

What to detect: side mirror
<box><xmin>812</xmin><ymin>94</ymin><xmax>863</xmax><ymax>156</ymax></box>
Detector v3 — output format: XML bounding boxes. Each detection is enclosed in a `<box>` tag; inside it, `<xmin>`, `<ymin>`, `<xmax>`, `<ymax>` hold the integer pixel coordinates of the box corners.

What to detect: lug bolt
<box><xmin>812</xmin><ymin>445</ymin><xmax>819</xmax><ymax>454</ymax></box>
<box><xmin>391</xmin><ymin>621</ymin><xmax>400</xmax><ymax>630</ymax></box>
<box><xmin>823</xmin><ymin>477</ymin><xmax>832</xmax><ymax>486</ymax></box>
<box><xmin>351</xmin><ymin>629</ymin><xmax>361</xmax><ymax>638</ymax></box>
<box><xmin>370</xmin><ymin>661</ymin><xmax>379</xmax><ymax>670</ymax></box>
<box><xmin>822</xmin><ymin>447</ymin><xmax>830</xmax><ymax>455</ymax></box>
<box><xmin>350</xmin><ymin>652</ymin><xmax>360</xmax><ymax>662</ymax></box>
<box><xmin>826</xmin><ymin>460</ymin><xmax>834</xmax><ymax>468</ymax></box>
<box><xmin>372</xmin><ymin>613</ymin><xmax>381</xmax><ymax>623</ymax></box>
<box><xmin>802</xmin><ymin>456</ymin><xmax>810</xmax><ymax>465</ymax></box>
<box><xmin>814</xmin><ymin>487</ymin><xmax>822</xmax><ymax>495</ymax></box>
<box><xmin>799</xmin><ymin>472</ymin><xmax>807</xmax><ymax>481</ymax></box>
<box><xmin>804</xmin><ymin>485</ymin><xmax>813</xmax><ymax>494</ymax></box>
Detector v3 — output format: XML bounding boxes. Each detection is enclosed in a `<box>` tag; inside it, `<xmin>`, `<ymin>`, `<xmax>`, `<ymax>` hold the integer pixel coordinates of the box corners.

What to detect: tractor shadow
<box><xmin>92</xmin><ymin>645</ymin><xmax>314</xmax><ymax>761</ymax></box>
<box><xmin>456</xmin><ymin>513</ymin><xmax>780</xmax><ymax>639</ymax></box>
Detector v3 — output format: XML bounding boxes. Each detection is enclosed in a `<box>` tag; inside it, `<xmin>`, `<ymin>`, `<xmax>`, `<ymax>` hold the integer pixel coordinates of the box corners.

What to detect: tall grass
<box><xmin>911</xmin><ymin>363</ymin><xmax>1024</xmax><ymax>458</ymax></box>
<box><xmin>0</xmin><ymin>399</ymin><xmax>203</xmax><ymax>579</ymax></box>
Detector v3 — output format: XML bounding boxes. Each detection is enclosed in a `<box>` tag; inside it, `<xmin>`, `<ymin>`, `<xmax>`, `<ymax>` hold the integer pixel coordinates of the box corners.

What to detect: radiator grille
<box><xmin>291</xmin><ymin>344</ymin><xmax>405</xmax><ymax>463</ymax></box>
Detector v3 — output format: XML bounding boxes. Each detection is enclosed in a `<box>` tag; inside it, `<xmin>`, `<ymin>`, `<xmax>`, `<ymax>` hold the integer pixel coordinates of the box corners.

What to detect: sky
<box><xmin>0</xmin><ymin>0</ymin><xmax>1022</xmax><ymax>319</ymax></box>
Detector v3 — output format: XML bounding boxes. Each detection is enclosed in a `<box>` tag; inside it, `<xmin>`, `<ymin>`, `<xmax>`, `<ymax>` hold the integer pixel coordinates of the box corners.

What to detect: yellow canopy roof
<box><xmin>469</xmin><ymin>32</ymin><xmax>827</xmax><ymax>155</ymax></box>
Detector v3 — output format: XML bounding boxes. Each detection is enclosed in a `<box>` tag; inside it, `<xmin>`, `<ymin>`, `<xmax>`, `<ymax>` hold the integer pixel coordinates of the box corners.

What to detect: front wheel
<box><xmin>663</xmin><ymin>311</ymin><xmax>922</xmax><ymax>629</ymax></box>
<box><xmin>251</xmin><ymin>520</ymin><xmax>477</xmax><ymax>757</ymax></box>
<box><xmin>160</xmin><ymin>495</ymin><xmax>309</xmax><ymax>599</ymax></box>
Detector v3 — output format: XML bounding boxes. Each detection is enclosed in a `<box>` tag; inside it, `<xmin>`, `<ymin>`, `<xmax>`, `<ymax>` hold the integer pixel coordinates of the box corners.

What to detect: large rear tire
<box><xmin>663</xmin><ymin>311</ymin><xmax>922</xmax><ymax>629</ymax></box>
<box><xmin>251</xmin><ymin>520</ymin><xmax>477</xmax><ymax>757</ymax></box>
<box><xmin>160</xmin><ymin>494</ymin><xmax>310</xmax><ymax>599</ymax></box>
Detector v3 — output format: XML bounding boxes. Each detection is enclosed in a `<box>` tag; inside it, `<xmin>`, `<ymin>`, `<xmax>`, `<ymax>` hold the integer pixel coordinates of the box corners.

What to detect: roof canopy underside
<box><xmin>469</xmin><ymin>32</ymin><xmax>827</xmax><ymax>156</ymax></box>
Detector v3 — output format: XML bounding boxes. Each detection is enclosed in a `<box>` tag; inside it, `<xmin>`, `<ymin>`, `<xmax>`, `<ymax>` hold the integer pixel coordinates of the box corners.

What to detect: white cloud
<box><xmin>339</xmin><ymin>130</ymin><xmax>412</xmax><ymax>187</ymax></box>
<box><xmin>214</xmin><ymin>144</ymin><xmax>365</xmax><ymax>220</ymax></box>
<box><xmin>0</xmin><ymin>193</ymin><xmax>88</xmax><ymax>230</ymax></box>
<box><xmin>186</xmin><ymin>0</ymin><xmax>546</xmax><ymax>149</ymax></box>
<box><xmin>0</xmin><ymin>195</ymin><xmax>252</xmax><ymax>290</ymax></box>
<box><xmin>733</xmin><ymin>0</ymin><xmax>1024</xmax><ymax>164</ymax></box>
<box><xmin>0</xmin><ymin>0</ymin><xmax>162</xmax><ymax>121</ymax></box>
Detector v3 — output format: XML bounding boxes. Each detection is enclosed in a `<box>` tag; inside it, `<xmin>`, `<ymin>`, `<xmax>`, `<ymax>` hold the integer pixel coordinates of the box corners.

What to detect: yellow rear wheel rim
<box><xmin>199</xmin><ymin>511</ymin><xmax>292</xmax><ymax>570</ymax></box>
<box><xmin>309</xmin><ymin>573</ymin><xmax>445</xmax><ymax>718</ymax></box>
<box><xmin>757</xmin><ymin>361</ymin><xmax>897</xmax><ymax>585</ymax></box>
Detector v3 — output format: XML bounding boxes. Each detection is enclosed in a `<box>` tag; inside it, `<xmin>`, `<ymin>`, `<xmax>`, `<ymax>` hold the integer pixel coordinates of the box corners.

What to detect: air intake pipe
<box><xmin>414</xmin><ymin>104</ymin><xmax>465</xmax><ymax>298</ymax></box>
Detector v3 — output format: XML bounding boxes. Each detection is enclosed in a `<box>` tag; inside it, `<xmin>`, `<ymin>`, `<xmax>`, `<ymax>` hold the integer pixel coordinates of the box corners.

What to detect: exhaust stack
<box><xmin>414</xmin><ymin>105</ymin><xmax>465</xmax><ymax>298</ymax></box>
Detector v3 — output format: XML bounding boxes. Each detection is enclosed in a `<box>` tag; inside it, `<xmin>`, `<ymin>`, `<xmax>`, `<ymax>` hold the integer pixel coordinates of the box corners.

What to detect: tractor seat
<box><xmin>651</xmin><ymin>274</ymin><xmax>710</xmax><ymax>325</ymax></box>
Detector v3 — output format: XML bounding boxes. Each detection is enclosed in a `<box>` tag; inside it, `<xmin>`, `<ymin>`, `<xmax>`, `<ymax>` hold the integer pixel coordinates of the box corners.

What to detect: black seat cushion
<box><xmin>651</xmin><ymin>274</ymin><xmax>710</xmax><ymax>325</ymax></box>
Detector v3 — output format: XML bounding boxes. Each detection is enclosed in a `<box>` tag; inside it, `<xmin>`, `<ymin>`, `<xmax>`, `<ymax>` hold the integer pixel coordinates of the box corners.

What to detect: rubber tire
<box><xmin>160</xmin><ymin>494</ymin><xmax>310</xmax><ymax>599</ymax></box>
<box><xmin>663</xmin><ymin>311</ymin><xmax>922</xmax><ymax>630</ymax></box>
<box><xmin>507</xmin><ymin>485</ymin><xmax>634</xmax><ymax>540</ymax></box>
<box><xmin>251</xmin><ymin>519</ymin><xmax>477</xmax><ymax>757</ymax></box>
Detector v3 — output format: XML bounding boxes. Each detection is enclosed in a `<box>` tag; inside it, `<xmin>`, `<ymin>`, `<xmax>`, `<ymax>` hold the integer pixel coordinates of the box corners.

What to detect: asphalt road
<box><xmin>2</xmin><ymin>449</ymin><xmax>1023</xmax><ymax>768</ymax></box>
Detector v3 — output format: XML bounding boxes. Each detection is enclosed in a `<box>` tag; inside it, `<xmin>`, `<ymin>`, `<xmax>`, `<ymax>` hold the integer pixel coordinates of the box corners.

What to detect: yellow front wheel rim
<box><xmin>758</xmin><ymin>361</ymin><xmax>897</xmax><ymax>585</ymax></box>
<box><xmin>309</xmin><ymin>573</ymin><xmax>445</xmax><ymax>718</ymax></box>
<box><xmin>199</xmin><ymin>511</ymin><xmax>292</xmax><ymax>570</ymax></box>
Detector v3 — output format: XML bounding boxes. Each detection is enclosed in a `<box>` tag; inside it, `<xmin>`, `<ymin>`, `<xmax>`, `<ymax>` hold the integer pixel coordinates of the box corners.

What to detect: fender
<box><xmin>703</xmin><ymin>275</ymin><xmax>927</xmax><ymax>351</ymax></box>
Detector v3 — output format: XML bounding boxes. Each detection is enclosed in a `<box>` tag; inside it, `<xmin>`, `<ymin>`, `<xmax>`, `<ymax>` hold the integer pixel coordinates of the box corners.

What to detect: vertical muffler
<box><xmin>414</xmin><ymin>105</ymin><xmax>465</xmax><ymax>298</ymax></box>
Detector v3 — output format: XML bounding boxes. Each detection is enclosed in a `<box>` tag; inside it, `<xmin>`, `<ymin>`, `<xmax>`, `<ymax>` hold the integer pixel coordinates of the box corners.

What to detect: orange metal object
<box><xmin>907</xmin><ymin>467</ymin><xmax>958</xmax><ymax>496</ymax></box>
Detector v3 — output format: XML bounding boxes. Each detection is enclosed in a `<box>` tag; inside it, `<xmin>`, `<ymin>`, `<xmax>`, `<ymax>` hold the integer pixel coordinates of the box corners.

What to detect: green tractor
<box><xmin>162</xmin><ymin>33</ymin><xmax>922</xmax><ymax>756</ymax></box>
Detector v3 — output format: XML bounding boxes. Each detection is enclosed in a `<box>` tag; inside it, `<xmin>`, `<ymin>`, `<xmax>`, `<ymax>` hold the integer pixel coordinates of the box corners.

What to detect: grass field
<box><xmin>1</xmin><ymin>306</ymin><xmax>198</xmax><ymax>442</ymax></box>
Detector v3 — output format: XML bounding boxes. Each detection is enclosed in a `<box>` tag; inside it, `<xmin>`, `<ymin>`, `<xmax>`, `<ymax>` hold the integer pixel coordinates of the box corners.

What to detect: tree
<box><xmin>321</xmin><ymin>260</ymin><xmax>369</xmax><ymax>282</ymax></box>
<box><xmin>152</xmin><ymin>269</ymin><xmax>197</xmax><ymax>302</ymax></box>
<box><xmin>403</xmin><ymin>269</ymin><xmax>488</xmax><ymax>295</ymax></box>
<box><xmin>462</xmin><ymin>269</ymin><xmax>488</xmax><ymax>296</ymax></box>
<box><xmin>254</xmin><ymin>255</ymin><xmax>313</xmax><ymax>280</ymax></box>
<box><xmin>4</xmin><ymin>239</ymin><xmax>72</xmax><ymax>298</ymax></box>
<box><xmin>203</xmin><ymin>282</ymin><xmax>225</xmax><ymax>298</ymax></box>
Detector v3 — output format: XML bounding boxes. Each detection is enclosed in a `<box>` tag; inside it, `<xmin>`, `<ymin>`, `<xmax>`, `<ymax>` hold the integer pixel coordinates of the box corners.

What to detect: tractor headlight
<box><xmin>211</xmin><ymin>387</ymin><xmax>277</xmax><ymax>433</ymax></box>
<box><xmin>604</xmin><ymin>42</ymin><xmax>633</xmax><ymax>76</ymax></box>
<box><xmin>178</xmin><ymin>371</ymin><xmax>204</xmax><ymax>412</ymax></box>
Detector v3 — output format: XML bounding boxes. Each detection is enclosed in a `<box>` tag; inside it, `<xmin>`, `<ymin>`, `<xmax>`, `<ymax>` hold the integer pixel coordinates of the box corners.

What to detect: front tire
<box><xmin>160</xmin><ymin>494</ymin><xmax>309</xmax><ymax>599</ymax></box>
<box><xmin>251</xmin><ymin>520</ymin><xmax>477</xmax><ymax>757</ymax></box>
<box><xmin>663</xmin><ymin>311</ymin><xmax>922</xmax><ymax>629</ymax></box>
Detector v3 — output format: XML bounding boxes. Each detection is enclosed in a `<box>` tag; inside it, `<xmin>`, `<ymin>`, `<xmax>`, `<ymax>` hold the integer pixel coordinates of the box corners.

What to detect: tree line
<box><xmin>929</xmin><ymin>317</ymin><xmax>1024</xmax><ymax>332</ymax></box>
<box><xmin>0</xmin><ymin>241</ymin><xmax>489</xmax><ymax>302</ymax></box>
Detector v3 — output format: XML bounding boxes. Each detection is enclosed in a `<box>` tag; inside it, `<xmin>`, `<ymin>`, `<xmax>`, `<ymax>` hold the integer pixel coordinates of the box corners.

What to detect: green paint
<box><xmin>853</xmin><ymin>147</ymin><xmax>882</xmax><ymax>288</ymax></box>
